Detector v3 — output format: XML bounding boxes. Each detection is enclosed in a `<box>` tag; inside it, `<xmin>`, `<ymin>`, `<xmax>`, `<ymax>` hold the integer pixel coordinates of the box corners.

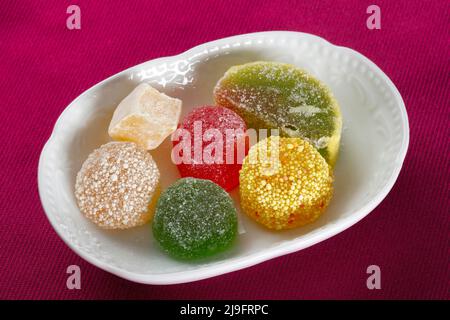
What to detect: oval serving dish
<box><xmin>38</xmin><ymin>31</ymin><xmax>409</xmax><ymax>284</ymax></box>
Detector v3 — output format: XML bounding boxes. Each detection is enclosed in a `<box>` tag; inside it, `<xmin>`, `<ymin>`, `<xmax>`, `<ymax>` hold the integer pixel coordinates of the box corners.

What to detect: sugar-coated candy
<box><xmin>214</xmin><ymin>61</ymin><xmax>342</xmax><ymax>166</ymax></box>
<box><xmin>109</xmin><ymin>83</ymin><xmax>182</xmax><ymax>150</ymax></box>
<box><xmin>75</xmin><ymin>142</ymin><xmax>160</xmax><ymax>229</ymax></box>
<box><xmin>239</xmin><ymin>137</ymin><xmax>333</xmax><ymax>230</ymax></box>
<box><xmin>152</xmin><ymin>178</ymin><xmax>237</xmax><ymax>260</ymax></box>
<box><xmin>173</xmin><ymin>106</ymin><xmax>247</xmax><ymax>191</ymax></box>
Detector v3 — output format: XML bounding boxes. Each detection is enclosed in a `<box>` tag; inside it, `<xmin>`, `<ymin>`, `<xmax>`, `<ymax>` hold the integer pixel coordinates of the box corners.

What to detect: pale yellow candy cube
<box><xmin>108</xmin><ymin>83</ymin><xmax>182</xmax><ymax>150</ymax></box>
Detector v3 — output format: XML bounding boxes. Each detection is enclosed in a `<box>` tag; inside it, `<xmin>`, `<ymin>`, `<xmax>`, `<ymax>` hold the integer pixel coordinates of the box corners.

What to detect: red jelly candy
<box><xmin>172</xmin><ymin>106</ymin><xmax>248</xmax><ymax>191</ymax></box>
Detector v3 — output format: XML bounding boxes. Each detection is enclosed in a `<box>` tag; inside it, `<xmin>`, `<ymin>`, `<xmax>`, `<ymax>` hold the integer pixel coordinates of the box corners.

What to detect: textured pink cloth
<box><xmin>0</xmin><ymin>0</ymin><xmax>448</xmax><ymax>299</ymax></box>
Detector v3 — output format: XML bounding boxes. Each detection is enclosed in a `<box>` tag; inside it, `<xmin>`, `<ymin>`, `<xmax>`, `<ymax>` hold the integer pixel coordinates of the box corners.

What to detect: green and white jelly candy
<box><xmin>152</xmin><ymin>178</ymin><xmax>238</xmax><ymax>260</ymax></box>
<box><xmin>214</xmin><ymin>61</ymin><xmax>342</xmax><ymax>166</ymax></box>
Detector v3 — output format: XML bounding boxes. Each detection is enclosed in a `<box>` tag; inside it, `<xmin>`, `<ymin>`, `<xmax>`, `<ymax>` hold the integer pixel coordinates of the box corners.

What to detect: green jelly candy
<box><xmin>152</xmin><ymin>178</ymin><xmax>238</xmax><ymax>260</ymax></box>
<box><xmin>214</xmin><ymin>61</ymin><xmax>342</xmax><ymax>166</ymax></box>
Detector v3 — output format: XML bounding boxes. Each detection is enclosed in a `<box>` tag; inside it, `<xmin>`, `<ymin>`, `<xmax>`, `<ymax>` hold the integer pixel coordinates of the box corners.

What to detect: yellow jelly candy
<box><xmin>108</xmin><ymin>83</ymin><xmax>182</xmax><ymax>150</ymax></box>
<box><xmin>239</xmin><ymin>137</ymin><xmax>333</xmax><ymax>230</ymax></box>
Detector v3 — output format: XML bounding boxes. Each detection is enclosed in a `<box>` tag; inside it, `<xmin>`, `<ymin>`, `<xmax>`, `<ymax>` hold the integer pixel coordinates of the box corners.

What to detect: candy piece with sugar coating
<box><xmin>109</xmin><ymin>83</ymin><xmax>182</xmax><ymax>150</ymax></box>
<box><xmin>152</xmin><ymin>178</ymin><xmax>238</xmax><ymax>260</ymax></box>
<box><xmin>239</xmin><ymin>137</ymin><xmax>333</xmax><ymax>230</ymax></box>
<box><xmin>173</xmin><ymin>106</ymin><xmax>247</xmax><ymax>191</ymax></box>
<box><xmin>75</xmin><ymin>142</ymin><xmax>160</xmax><ymax>229</ymax></box>
<box><xmin>214</xmin><ymin>61</ymin><xmax>342</xmax><ymax>166</ymax></box>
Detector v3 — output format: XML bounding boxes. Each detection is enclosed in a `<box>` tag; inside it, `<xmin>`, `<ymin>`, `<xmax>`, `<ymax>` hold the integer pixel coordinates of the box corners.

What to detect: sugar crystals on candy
<box><xmin>152</xmin><ymin>178</ymin><xmax>238</xmax><ymax>260</ymax></box>
<box><xmin>214</xmin><ymin>61</ymin><xmax>342</xmax><ymax>166</ymax></box>
<box><xmin>173</xmin><ymin>106</ymin><xmax>247</xmax><ymax>191</ymax></box>
<box><xmin>239</xmin><ymin>137</ymin><xmax>333</xmax><ymax>230</ymax></box>
<box><xmin>109</xmin><ymin>83</ymin><xmax>182</xmax><ymax>150</ymax></box>
<box><xmin>75</xmin><ymin>141</ymin><xmax>160</xmax><ymax>229</ymax></box>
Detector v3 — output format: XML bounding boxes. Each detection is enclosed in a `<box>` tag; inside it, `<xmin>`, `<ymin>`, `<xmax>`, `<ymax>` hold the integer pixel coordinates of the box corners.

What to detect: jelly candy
<box><xmin>239</xmin><ymin>137</ymin><xmax>333</xmax><ymax>230</ymax></box>
<box><xmin>153</xmin><ymin>178</ymin><xmax>238</xmax><ymax>260</ymax></box>
<box><xmin>214</xmin><ymin>61</ymin><xmax>342</xmax><ymax>166</ymax></box>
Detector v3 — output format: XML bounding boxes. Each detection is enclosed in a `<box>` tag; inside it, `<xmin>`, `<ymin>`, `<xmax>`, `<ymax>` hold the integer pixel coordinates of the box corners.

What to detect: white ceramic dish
<box><xmin>38</xmin><ymin>31</ymin><xmax>409</xmax><ymax>284</ymax></box>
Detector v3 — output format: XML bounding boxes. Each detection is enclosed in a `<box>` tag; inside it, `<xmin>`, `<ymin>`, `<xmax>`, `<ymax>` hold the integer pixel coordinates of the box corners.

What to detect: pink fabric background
<box><xmin>0</xmin><ymin>0</ymin><xmax>448</xmax><ymax>299</ymax></box>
